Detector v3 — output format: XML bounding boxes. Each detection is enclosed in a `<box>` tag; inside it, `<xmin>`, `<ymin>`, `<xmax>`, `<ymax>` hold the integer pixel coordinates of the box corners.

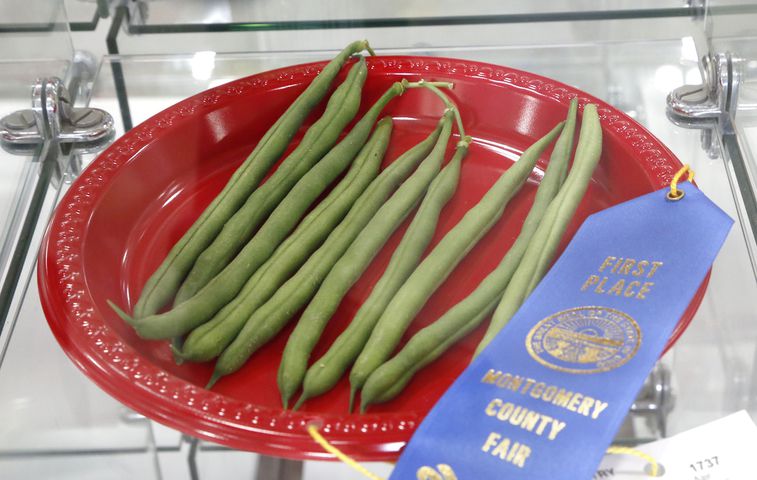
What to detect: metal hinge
<box><xmin>630</xmin><ymin>364</ymin><xmax>674</xmax><ymax>438</ymax></box>
<box><xmin>667</xmin><ymin>51</ymin><xmax>739</xmax><ymax>158</ymax></box>
<box><xmin>0</xmin><ymin>77</ymin><xmax>114</xmax><ymax>153</ymax></box>
<box><xmin>668</xmin><ymin>51</ymin><xmax>738</xmax><ymax>123</ymax></box>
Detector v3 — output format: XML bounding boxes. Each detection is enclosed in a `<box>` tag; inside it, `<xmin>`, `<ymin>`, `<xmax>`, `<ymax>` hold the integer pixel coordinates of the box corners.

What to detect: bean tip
<box><xmin>364</xmin><ymin>42</ymin><xmax>377</xmax><ymax>57</ymax></box>
<box><xmin>170</xmin><ymin>344</ymin><xmax>186</xmax><ymax>363</ymax></box>
<box><xmin>108</xmin><ymin>300</ymin><xmax>138</xmax><ymax>327</ymax></box>
<box><xmin>292</xmin><ymin>396</ymin><xmax>306</xmax><ymax>411</ymax></box>
<box><xmin>206</xmin><ymin>372</ymin><xmax>221</xmax><ymax>390</ymax></box>
<box><xmin>348</xmin><ymin>387</ymin><xmax>358</xmax><ymax>413</ymax></box>
<box><xmin>396</xmin><ymin>80</ymin><xmax>408</xmax><ymax>95</ymax></box>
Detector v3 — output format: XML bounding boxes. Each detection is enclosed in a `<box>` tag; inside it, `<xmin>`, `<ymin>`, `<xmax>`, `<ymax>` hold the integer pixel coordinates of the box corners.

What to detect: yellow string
<box><xmin>308</xmin><ymin>425</ymin><xmax>661</xmax><ymax>479</ymax></box>
<box><xmin>669</xmin><ymin>164</ymin><xmax>695</xmax><ymax>200</ymax></box>
<box><xmin>307</xmin><ymin>424</ymin><xmax>386</xmax><ymax>480</ymax></box>
<box><xmin>606</xmin><ymin>445</ymin><xmax>660</xmax><ymax>477</ymax></box>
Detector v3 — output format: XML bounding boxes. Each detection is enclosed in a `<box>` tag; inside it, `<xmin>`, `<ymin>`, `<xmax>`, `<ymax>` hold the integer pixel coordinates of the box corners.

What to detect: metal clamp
<box><xmin>630</xmin><ymin>363</ymin><xmax>674</xmax><ymax>437</ymax></box>
<box><xmin>666</xmin><ymin>51</ymin><xmax>740</xmax><ymax>159</ymax></box>
<box><xmin>667</xmin><ymin>52</ymin><xmax>738</xmax><ymax>124</ymax></box>
<box><xmin>1</xmin><ymin>77</ymin><xmax>114</xmax><ymax>148</ymax></box>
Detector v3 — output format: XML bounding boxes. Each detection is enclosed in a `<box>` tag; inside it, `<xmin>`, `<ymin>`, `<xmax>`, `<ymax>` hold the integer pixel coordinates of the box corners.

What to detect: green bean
<box><xmin>281</xmin><ymin>111</ymin><xmax>457</xmax><ymax>409</ymax></box>
<box><xmin>132</xmin><ymin>40</ymin><xmax>372</xmax><ymax>318</ymax></box>
<box><xmin>363</xmin><ymin>299</ymin><xmax>497</xmax><ymax>409</ymax></box>
<box><xmin>475</xmin><ymin>103</ymin><xmax>602</xmax><ymax>355</ymax></box>
<box><xmin>301</xmin><ymin>84</ymin><xmax>467</xmax><ymax>412</ymax></box>
<box><xmin>207</xmin><ymin>116</ymin><xmax>453</xmax><ymax>389</ymax></box>
<box><xmin>173</xmin><ymin>57</ymin><xmax>368</xmax><ymax>305</ymax></box>
<box><xmin>349</xmin><ymin>121</ymin><xmax>565</xmax><ymax>398</ymax></box>
<box><xmin>169</xmin><ymin>57</ymin><xmax>367</xmax><ymax>357</ymax></box>
<box><xmin>296</xmin><ymin>141</ymin><xmax>469</xmax><ymax>412</ymax></box>
<box><xmin>177</xmin><ymin>114</ymin><xmax>432</xmax><ymax>363</ymax></box>
<box><xmin>359</xmin><ymin>99</ymin><xmax>579</xmax><ymax>410</ymax></box>
<box><xmin>112</xmin><ymin>83</ymin><xmax>407</xmax><ymax>340</ymax></box>
<box><xmin>174</xmin><ymin>146</ymin><xmax>380</xmax><ymax>364</ymax></box>
<box><xmin>171</xmin><ymin>337</ymin><xmax>185</xmax><ymax>365</ymax></box>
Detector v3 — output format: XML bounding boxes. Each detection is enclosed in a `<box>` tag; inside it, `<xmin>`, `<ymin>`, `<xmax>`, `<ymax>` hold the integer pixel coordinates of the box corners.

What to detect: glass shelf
<box><xmin>127</xmin><ymin>0</ymin><xmax>692</xmax><ymax>32</ymax></box>
<box><xmin>122</xmin><ymin>0</ymin><xmax>757</xmax><ymax>33</ymax></box>
<box><xmin>65</xmin><ymin>0</ymin><xmax>106</xmax><ymax>32</ymax></box>
<box><xmin>0</xmin><ymin>0</ymin><xmax>104</xmax><ymax>33</ymax></box>
<box><xmin>9</xmin><ymin>37</ymin><xmax>749</xmax><ymax>460</ymax></box>
<box><xmin>110</xmin><ymin>4</ymin><xmax>757</xmax><ymax>63</ymax></box>
<box><xmin>0</xmin><ymin>0</ymin><xmax>72</xmax><ymax>336</ymax></box>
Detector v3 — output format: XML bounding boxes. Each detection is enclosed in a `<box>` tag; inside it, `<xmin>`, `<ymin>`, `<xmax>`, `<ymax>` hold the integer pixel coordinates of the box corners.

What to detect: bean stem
<box><xmin>403</xmin><ymin>80</ymin><xmax>465</xmax><ymax>141</ymax></box>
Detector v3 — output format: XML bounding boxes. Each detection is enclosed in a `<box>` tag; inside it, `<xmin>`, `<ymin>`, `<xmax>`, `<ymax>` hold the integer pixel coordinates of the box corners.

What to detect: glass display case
<box><xmin>1</xmin><ymin>1</ymin><xmax>756</xmax><ymax>478</ymax></box>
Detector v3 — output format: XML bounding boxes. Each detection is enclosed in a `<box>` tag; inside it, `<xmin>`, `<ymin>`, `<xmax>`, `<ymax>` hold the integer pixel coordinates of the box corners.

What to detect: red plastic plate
<box><xmin>38</xmin><ymin>56</ymin><xmax>701</xmax><ymax>461</ymax></box>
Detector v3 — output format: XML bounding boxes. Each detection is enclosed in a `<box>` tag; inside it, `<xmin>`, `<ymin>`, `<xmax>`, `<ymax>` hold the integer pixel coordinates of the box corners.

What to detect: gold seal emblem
<box><xmin>526</xmin><ymin>306</ymin><xmax>641</xmax><ymax>374</ymax></box>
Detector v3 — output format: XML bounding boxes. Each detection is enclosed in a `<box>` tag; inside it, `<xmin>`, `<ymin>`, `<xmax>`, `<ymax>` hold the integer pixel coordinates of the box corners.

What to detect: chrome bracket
<box><xmin>668</xmin><ymin>52</ymin><xmax>737</xmax><ymax>124</ymax></box>
<box><xmin>0</xmin><ymin>77</ymin><xmax>114</xmax><ymax>152</ymax></box>
<box><xmin>667</xmin><ymin>51</ymin><xmax>739</xmax><ymax>157</ymax></box>
<box><xmin>630</xmin><ymin>364</ymin><xmax>674</xmax><ymax>437</ymax></box>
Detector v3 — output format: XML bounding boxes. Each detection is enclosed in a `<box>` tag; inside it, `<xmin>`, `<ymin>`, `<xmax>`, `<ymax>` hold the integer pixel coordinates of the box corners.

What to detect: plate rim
<box><xmin>37</xmin><ymin>54</ymin><xmax>691</xmax><ymax>461</ymax></box>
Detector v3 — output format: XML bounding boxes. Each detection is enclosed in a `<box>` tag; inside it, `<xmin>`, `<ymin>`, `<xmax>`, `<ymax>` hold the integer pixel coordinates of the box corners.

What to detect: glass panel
<box><xmin>707</xmin><ymin>0</ymin><xmax>757</xmax><ymax>39</ymax></box>
<box><xmin>0</xmin><ymin>2</ymin><xmax>159</xmax><ymax>478</ymax></box>
<box><xmin>128</xmin><ymin>0</ymin><xmax>689</xmax><ymax>29</ymax></box>
<box><xmin>0</xmin><ymin>146</ymin><xmax>161</xmax><ymax>479</ymax></box>
<box><xmin>89</xmin><ymin>39</ymin><xmax>701</xmax><ymax>139</ymax></box>
<box><xmin>0</xmin><ymin>0</ymin><xmax>72</xmax><ymax>61</ymax></box>
<box><xmin>704</xmin><ymin>3</ymin><xmax>757</xmax><ymax>431</ymax></box>
<box><xmin>0</xmin><ymin>0</ymin><xmax>72</xmax><ymax>321</ymax></box>
<box><xmin>0</xmin><ymin>222</ymin><xmax>157</xmax><ymax>450</ymax></box>
<box><xmin>117</xmin><ymin>12</ymin><xmax>706</xmax><ymax>55</ymax></box>
<box><xmin>64</xmin><ymin>0</ymin><xmax>102</xmax><ymax>31</ymax></box>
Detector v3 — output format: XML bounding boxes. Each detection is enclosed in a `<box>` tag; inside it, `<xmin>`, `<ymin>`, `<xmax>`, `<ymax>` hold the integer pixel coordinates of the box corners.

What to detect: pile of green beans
<box><xmin>349</xmin><ymin>121</ymin><xmax>565</xmax><ymax>400</ymax></box>
<box><xmin>303</xmin><ymin>138</ymin><xmax>471</xmax><ymax>411</ymax></box>
<box><xmin>360</xmin><ymin>99</ymin><xmax>579</xmax><ymax>410</ymax></box>
<box><xmin>280</xmin><ymin>109</ymin><xmax>457</xmax><ymax>409</ymax></box>
<box><xmin>176</xmin><ymin>116</ymin><xmax>404</xmax><ymax>363</ymax></box>
<box><xmin>132</xmin><ymin>40</ymin><xmax>373</xmax><ymax>319</ymax></box>
<box><xmin>207</xmin><ymin>115</ymin><xmax>454</xmax><ymax>388</ymax></box>
<box><xmin>111</xmin><ymin>82</ymin><xmax>407</xmax><ymax>340</ymax></box>
<box><xmin>118</xmin><ymin>41</ymin><xmax>607</xmax><ymax>413</ymax></box>
<box><xmin>295</xmin><ymin>87</ymin><xmax>468</xmax><ymax>410</ymax></box>
<box><xmin>173</xmin><ymin>57</ymin><xmax>368</xmax><ymax>304</ymax></box>
<box><xmin>176</xmin><ymin>101</ymin><xmax>445</xmax><ymax>365</ymax></box>
<box><xmin>475</xmin><ymin>103</ymin><xmax>602</xmax><ymax>355</ymax></box>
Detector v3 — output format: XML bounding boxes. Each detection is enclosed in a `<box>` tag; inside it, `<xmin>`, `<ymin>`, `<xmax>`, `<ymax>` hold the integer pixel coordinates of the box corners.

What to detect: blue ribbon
<box><xmin>391</xmin><ymin>182</ymin><xmax>732</xmax><ymax>479</ymax></box>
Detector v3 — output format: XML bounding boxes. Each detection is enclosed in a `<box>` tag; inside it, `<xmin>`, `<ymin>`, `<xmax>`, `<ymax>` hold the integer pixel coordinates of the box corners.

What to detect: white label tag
<box><xmin>596</xmin><ymin>411</ymin><xmax>757</xmax><ymax>479</ymax></box>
